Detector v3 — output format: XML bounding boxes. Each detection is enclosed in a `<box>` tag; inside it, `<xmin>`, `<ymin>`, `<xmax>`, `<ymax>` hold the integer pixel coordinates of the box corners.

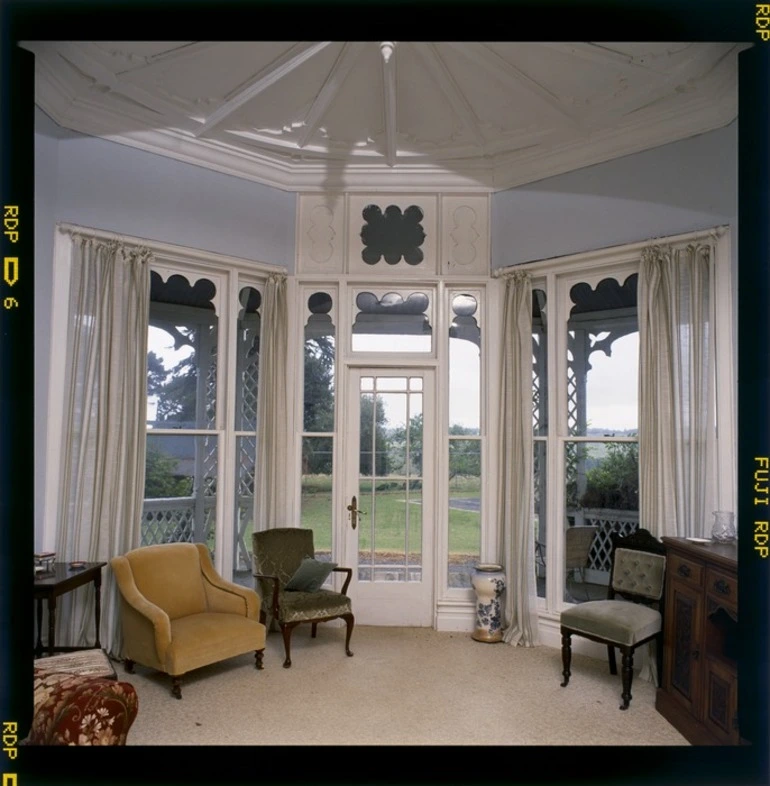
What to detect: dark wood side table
<box><xmin>33</xmin><ymin>562</ymin><xmax>107</xmax><ymax>658</ymax></box>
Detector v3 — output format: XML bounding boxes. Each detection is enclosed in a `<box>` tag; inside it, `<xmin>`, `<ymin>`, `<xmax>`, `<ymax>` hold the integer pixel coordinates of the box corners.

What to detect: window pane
<box><xmin>147</xmin><ymin>274</ymin><xmax>218</xmax><ymax>430</ymax></box>
<box><xmin>236</xmin><ymin>286</ymin><xmax>261</xmax><ymax>431</ymax></box>
<box><xmin>448</xmin><ymin>439</ymin><xmax>481</xmax><ymax>588</ymax></box>
<box><xmin>449</xmin><ymin>294</ymin><xmax>480</xmax><ymax>434</ymax></box>
<box><xmin>564</xmin><ymin>440</ymin><xmax>639</xmax><ymax>604</ymax></box>
<box><xmin>352</xmin><ymin>291</ymin><xmax>432</xmax><ymax>352</ymax></box>
<box><xmin>566</xmin><ymin>276</ymin><xmax>638</xmax><ymax>437</ymax></box>
<box><xmin>233</xmin><ymin>435</ymin><xmax>256</xmax><ymax>580</ymax></box>
<box><xmin>304</xmin><ymin>292</ymin><xmax>335</xmax><ymax>432</ymax></box>
<box><xmin>143</xmin><ymin>434</ymin><xmax>217</xmax><ymax>552</ymax></box>
<box><xmin>301</xmin><ymin>437</ymin><xmax>334</xmax><ymax>562</ymax></box>
<box><xmin>533</xmin><ymin>288</ymin><xmax>547</xmax><ymax>437</ymax></box>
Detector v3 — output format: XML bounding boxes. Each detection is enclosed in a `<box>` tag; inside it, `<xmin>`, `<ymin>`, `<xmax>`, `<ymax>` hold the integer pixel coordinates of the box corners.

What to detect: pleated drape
<box><xmin>638</xmin><ymin>242</ymin><xmax>716</xmax><ymax>540</ymax></box>
<box><xmin>56</xmin><ymin>234</ymin><xmax>151</xmax><ymax>658</ymax></box>
<box><xmin>497</xmin><ymin>270</ymin><xmax>540</xmax><ymax>647</ymax></box>
<box><xmin>255</xmin><ymin>273</ymin><xmax>289</xmax><ymax>529</ymax></box>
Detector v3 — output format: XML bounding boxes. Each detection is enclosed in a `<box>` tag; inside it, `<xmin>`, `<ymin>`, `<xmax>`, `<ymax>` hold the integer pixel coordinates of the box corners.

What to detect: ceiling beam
<box><xmin>113</xmin><ymin>42</ymin><xmax>220</xmax><ymax>76</ymax></box>
<box><xmin>381</xmin><ymin>42</ymin><xmax>398</xmax><ymax>167</ymax></box>
<box><xmin>53</xmin><ymin>43</ymin><xmax>195</xmax><ymax>123</ymax></box>
<box><xmin>413</xmin><ymin>43</ymin><xmax>485</xmax><ymax>148</ymax></box>
<box><xmin>447</xmin><ymin>42</ymin><xmax>581</xmax><ymax>127</ymax></box>
<box><xmin>194</xmin><ymin>41</ymin><xmax>333</xmax><ymax>138</ymax></box>
<box><xmin>297</xmin><ymin>42</ymin><xmax>366</xmax><ymax>149</ymax></box>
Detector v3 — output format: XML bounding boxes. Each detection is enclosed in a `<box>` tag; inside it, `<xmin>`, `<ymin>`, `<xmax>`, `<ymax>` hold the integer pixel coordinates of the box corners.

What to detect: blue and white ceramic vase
<box><xmin>471</xmin><ymin>563</ymin><xmax>506</xmax><ymax>643</ymax></box>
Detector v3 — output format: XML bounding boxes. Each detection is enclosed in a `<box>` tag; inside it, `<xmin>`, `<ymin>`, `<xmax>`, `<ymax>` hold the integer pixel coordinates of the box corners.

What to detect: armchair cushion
<box><xmin>277</xmin><ymin>589</ymin><xmax>353</xmax><ymax>623</ymax></box>
<box><xmin>284</xmin><ymin>558</ymin><xmax>337</xmax><ymax>592</ymax></box>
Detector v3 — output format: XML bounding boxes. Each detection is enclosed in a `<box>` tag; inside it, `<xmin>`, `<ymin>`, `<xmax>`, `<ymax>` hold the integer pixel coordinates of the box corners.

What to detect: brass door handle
<box><xmin>347</xmin><ymin>496</ymin><xmax>359</xmax><ymax>530</ymax></box>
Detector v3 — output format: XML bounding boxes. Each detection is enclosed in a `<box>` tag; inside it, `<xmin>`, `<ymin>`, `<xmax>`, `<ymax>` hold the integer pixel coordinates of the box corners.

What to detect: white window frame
<box><xmin>500</xmin><ymin>226</ymin><xmax>735</xmax><ymax>653</ymax></box>
<box><xmin>42</xmin><ymin>222</ymin><xmax>289</xmax><ymax>581</ymax></box>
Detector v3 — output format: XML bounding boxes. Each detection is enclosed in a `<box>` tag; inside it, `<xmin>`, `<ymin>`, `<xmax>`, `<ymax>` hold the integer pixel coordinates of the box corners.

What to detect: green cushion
<box><xmin>284</xmin><ymin>558</ymin><xmax>337</xmax><ymax>592</ymax></box>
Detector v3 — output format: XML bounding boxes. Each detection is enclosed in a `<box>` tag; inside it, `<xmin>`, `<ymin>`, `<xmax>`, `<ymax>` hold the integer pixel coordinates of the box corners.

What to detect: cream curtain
<box><xmin>636</xmin><ymin>240</ymin><xmax>715</xmax><ymax>686</ymax></box>
<box><xmin>256</xmin><ymin>273</ymin><xmax>289</xmax><ymax>529</ymax></box>
<box><xmin>56</xmin><ymin>234</ymin><xmax>151</xmax><ymax>658</ymax></box>
<box><xmin>638</xmin><ymin>242</ymin><xmax>716</xmax><ymax>540</ymax></box>
<box><xmin>498</xmin><ymin>270</ymin><xmax>540</xmax><ymax>647</ymax></box>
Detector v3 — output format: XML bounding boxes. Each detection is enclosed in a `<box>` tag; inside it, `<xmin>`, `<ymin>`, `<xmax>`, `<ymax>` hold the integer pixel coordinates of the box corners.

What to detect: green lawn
<box><xmin>299</xmin><ymin>478</ymin><xmax>480</xmax><ymax>559</ymax></box>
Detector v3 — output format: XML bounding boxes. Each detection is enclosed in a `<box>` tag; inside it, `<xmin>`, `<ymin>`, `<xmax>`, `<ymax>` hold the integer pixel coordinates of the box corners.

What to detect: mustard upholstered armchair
<box><xmin>111</xmin><ymin>543</ymin><xmax>266</xmax><ymax>698</ymax></box>
<box><xmin>252</xmin><ymin>528</ymin><xmax>354</xmax><ymax>669</ymax></box>
<box><xmin>559</xmin><ymin>528</ymin><xmax>666</xmax><ymax>710</ymax></box>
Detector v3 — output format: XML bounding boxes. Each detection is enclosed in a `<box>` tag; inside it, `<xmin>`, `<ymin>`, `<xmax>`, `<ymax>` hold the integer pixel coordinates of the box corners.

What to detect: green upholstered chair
<box><xmin>559</xmin><ymin>528</ymin><xmax>666</xmax><ymax>710</ymax></box>
<box><xmin>111</xmin><ymin>543</ymin><xmax>266</xmax><ymax>699</ymax></box>
<box><xmin>252</xmin><ymin>528</ymin><xmax>354</xmax><ymax>669</ymax></box>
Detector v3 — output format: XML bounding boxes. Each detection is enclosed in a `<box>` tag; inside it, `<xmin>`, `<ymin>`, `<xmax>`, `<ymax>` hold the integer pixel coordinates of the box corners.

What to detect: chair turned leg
<box><xmin>124</xmin><ymin>658</ymin><xmax>135</xmax><ymax>674</ymax></box>
<box><xmin>620</xmin><ymin>648</ymin><xmax>634</xmax><ymax>710</ymax></box>
<box><xmin>342</xmin><ymin>613</ymin><xmax>354</xmax><ymax>657</ymax></box>
<box><xmin>608</xmin><ymin>644</ymin><xmax>617</xmax><ymax>675</ymax></box>
<box><xmin>255</xmin><ymin>649</ymin><xmax>264</xmax><ymax>670</ymax></box>
<box><xmin>311</xmin><ymin>622</ymin><xmax>318</xmax><ymax>639</ymax></box>
<box><xmin>171</xmin><ymin>675</ymin><xmax>182</xmax><ymax>700</ymax></box>
<box><xmin>281</xmin><ymin>623</ymin><xmax>297</xmax><ymax>668</ymax></box>
<box><xmin>560</xmin><ymin>630</ymin><xmax>572</xmax><ymax>687</ymax></box>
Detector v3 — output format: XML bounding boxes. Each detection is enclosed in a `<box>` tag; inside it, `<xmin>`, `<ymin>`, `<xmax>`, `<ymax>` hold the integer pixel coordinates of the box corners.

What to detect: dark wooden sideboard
<box><xmin>656</xmin><ymin>537</ymin><xmax>742</xmax><ymax>745</ymax></box>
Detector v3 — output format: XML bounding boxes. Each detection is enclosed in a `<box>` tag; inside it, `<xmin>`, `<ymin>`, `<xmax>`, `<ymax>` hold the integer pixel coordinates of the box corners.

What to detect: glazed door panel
<box><xmin>344</xmin><ymin>369</ymin><xmax>435</xmax><ymax>626</ymax></box>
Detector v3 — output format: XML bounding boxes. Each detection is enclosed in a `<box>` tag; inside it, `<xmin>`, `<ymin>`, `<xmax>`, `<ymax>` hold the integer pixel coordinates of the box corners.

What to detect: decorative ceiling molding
<box><xmin>24</xmin><ymin>41</ymin><xmax>745</xmax><ymax>194</ymax></box>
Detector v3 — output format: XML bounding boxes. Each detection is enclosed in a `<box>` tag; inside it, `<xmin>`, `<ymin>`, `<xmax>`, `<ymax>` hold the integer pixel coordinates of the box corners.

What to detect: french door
<box><xmin>344</xmin><ymin>368</ymin><xmax>435</xmax><ymax>625</ymax></box>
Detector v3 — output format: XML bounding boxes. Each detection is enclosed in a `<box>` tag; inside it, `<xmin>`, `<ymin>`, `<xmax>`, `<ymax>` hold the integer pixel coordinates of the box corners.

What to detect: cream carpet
<box><xmin>123</xmin><ymin>625</ymin><xmax>689</xmax><ymax>746</ymax></box>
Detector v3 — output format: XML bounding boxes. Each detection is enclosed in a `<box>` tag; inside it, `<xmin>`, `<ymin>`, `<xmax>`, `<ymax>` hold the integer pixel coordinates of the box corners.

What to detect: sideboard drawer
<box><xmin>668</xmin><ymin>552</ymin><xmax>704</xmax><ymax>588</ymax></box>
<box><xmin>705</xmin><ymin>567</ymin><xmax>738</xmax><ymax>610</ymax></box>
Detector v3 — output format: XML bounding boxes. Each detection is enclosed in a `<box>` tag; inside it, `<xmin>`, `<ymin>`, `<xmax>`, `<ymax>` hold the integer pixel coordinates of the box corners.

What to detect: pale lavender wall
<box><xmin>491</xmin><ymin>122</ymin><xmax>737</xmax><ymax>269</ymax></box>
<box><xmin>33</xmin><ymin>109</ymin><xmax>297</xmax><ymax>545</ymax></box>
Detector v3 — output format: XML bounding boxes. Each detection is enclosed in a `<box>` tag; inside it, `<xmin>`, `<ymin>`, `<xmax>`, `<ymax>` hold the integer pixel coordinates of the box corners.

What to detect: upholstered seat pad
<box><xmin>277</xmin><ymin>589</ymin><xmax>352</xmax><ymax>624</ymax></box>
<box><xmin>561</xmin><ymin>600</ymin><xmax>661</xmax><ymax>647</ymax></box>
<box><xmin>166</xmin><ymin>612</ymin><xmax>266</xmax><ymax>675</ymax></box>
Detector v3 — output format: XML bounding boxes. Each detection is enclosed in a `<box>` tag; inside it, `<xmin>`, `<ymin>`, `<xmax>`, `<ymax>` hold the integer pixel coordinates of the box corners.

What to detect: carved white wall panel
<box><xmin>440</xmin><ymin>195</ymin><xmax>490</xmax><ymax>276</ymax></box>
<box><xmin>347</xmin><ymin>194</ymin><xmax>438</xmax><ymax>275</ymax></box>
<box><xmin>297</xmin><ymin>193</ymin><xmax>345</xmax><ymax>274</ymax></box>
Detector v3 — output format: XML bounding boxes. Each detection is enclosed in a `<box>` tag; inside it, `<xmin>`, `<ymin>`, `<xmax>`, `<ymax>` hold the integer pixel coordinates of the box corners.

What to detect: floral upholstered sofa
<box><xmin>25</xmin><ymin>660</ymin><xmax>138</xmax><ymax>745</ymax></box>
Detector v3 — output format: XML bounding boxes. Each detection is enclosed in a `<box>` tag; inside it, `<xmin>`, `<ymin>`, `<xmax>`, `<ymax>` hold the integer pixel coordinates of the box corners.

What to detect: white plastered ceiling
<box><xmin>23</xmin><ymin>40</ymin><xmax>745</xmax><ymax>192</ymax></box>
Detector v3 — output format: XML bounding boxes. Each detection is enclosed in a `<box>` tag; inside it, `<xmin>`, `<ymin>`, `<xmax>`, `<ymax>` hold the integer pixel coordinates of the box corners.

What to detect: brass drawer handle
<box><xmin>714</xmin><ymin>579</ymin><xmax>731</xmax><ymax>596</ymax></box>
<box><xmin>677</xmin><ymin>564</ymin><xmax>691</xmax><ymax>578</ymax></box>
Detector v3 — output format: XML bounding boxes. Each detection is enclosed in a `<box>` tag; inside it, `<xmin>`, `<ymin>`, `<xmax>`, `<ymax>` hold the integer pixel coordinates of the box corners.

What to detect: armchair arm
<box><xmin>332</xmin><ymin>566</ymin><xmax>352</xmax><ymax>595</ymax></box>
<box><xmin>110</xmin><ymin>557</ymin><xmax>172</xmax><ymax>663</ymax></box>
<box><xmin>195</xmin><ymin>544</ymin><xmax>260</xmax><ymax>619</ymax></box>
<box><xmin>254</xmin><ymin>573</ymin><xmax>281</xmax><ymax>619</ymax></box>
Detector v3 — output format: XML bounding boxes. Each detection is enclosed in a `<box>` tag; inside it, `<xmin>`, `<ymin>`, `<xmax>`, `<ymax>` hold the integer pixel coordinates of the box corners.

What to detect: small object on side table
<box><xmin>69</xmin><ymin>561</ymin><xmax>86</xmax><ymax>570</ymax></box>
<box><xmin>34</xmin><ymin>552</ymin><xmax>56</xmax><ymax>576</ymax></box>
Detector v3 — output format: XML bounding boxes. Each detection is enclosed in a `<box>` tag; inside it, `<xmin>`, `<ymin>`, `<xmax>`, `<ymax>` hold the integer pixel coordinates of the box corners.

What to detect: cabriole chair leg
<box><xmin>281</xmin><ymin>622</ymin><xmax>298</xmax><ymax>668</ymax></box>
<box><xmin>343</xmin><ymin>613</ymin><xmax>354</xmax><ymax>657</ymax></box>
<box><xmin>124</xmin><ymin>658</ymin><xmax>135</xmax><ymax>674</ymax></box>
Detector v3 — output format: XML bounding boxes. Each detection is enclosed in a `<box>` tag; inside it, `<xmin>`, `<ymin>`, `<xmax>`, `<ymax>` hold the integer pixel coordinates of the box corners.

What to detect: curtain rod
<box><xmin>56</xmin><ymin>222</ymin><xmax>289</xmax><ymax>276</ymax></box>
<box><xmin>492</xmin><ymin>224</ymin><xmax>730</xmax><ymax>278</ymax></box>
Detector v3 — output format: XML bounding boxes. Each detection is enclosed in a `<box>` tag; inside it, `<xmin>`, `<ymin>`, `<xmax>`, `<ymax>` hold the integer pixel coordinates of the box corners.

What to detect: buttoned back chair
<box><xmin>559</xmin><ymin>528</ymin><xmax>666</xmax><ymax>710</ymax></box>
<box><xmin>252</xmin><ymin>528</ymin><xmax>354</xmax><ymax>668</ymax></box>
<box><xmin>111</xmin><ymin>542</ymin><xmax>266</xmax><ymax>699</ymax></box>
